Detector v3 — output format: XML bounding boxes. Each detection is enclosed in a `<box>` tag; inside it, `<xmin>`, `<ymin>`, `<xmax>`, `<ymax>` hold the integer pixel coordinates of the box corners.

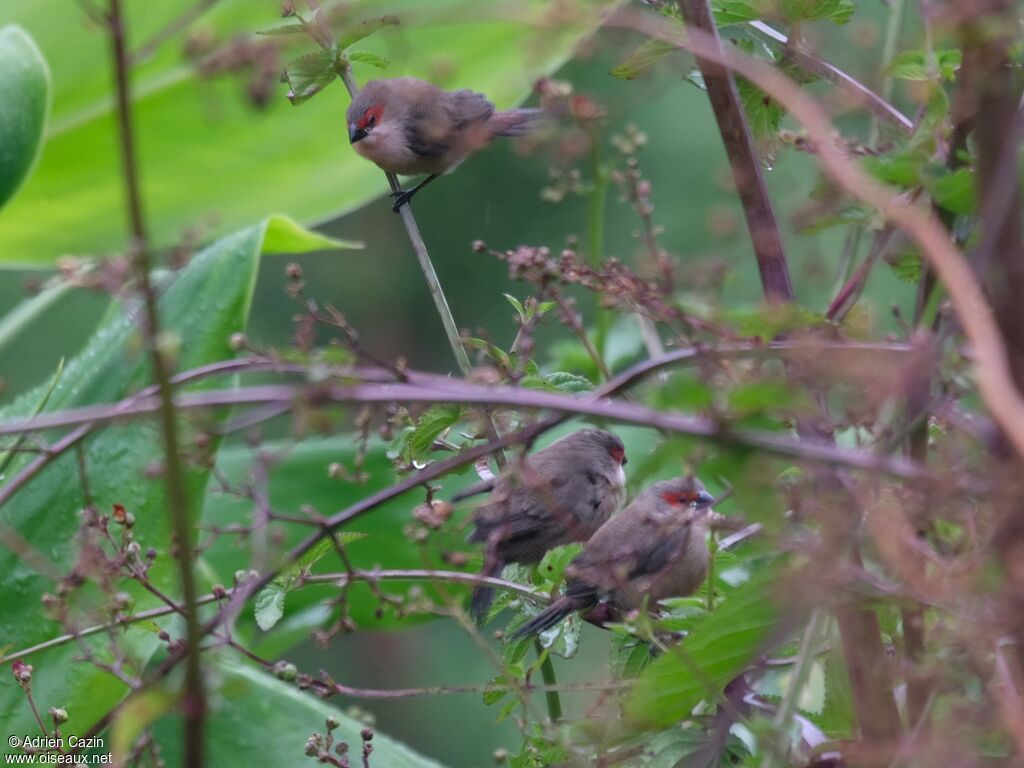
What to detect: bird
<box><xmin>466</xmin><ymin>429</ymin><xmax>628</xmax><ymax>623</ymax></box>
<box><xmin>511</xmin><ymin>476</ymin><xmax>716</xmax><ymax>639</ymax></box>
<box><xmin>346</xmin><ymin>77</ymin><xmax>543</xmax><ymax>211</ymax></box>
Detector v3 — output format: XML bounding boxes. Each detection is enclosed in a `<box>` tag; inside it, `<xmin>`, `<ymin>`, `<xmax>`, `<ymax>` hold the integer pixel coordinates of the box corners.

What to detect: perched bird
<box><xmin>346</xmin><ymin>77</ymin><xmax>543</xmax><ymax>211</ymax></box>
<box><xmin>512</xmin><ymin>476</ymin><xmax>716</xmax><ymax>639</ymax></box>
<box><xmin>468</xmin><ymin>429</ymin><xmax>628</xmax><ymax>623</ymax></box>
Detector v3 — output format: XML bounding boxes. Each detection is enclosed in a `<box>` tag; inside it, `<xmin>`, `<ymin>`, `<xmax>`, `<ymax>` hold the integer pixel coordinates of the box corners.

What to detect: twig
<box><xmin>128</xmin><ymin>0</ymin><xmax>220</xmax><ymax>65</ymax></box>
<box><xmin>1</xmin><ymin>569</ymin><xmax>544</xmax><ymax>664</ymax></box>
<box><xmin>107</xmin><ymin>0</ymin><xmax>205</xmax><ymax>761</ymax></box>
<box><xmin>0</xmin><ymin>379</ymin><xmax>935</xmax><ymax>478</ymax></box>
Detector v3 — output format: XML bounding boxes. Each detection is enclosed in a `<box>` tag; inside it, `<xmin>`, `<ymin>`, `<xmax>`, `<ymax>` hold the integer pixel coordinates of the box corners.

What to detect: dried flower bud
<box><xmin>49</xmin><ymin>707</ymin><xmax>68</xmax><ymax>724</ymax></box>
<box><xmin>229</xmin><ymin>332</ymin><xmax>247</xmax><ymax>351</ymax></box>
<box><xmin>471</xmin><ymin>240</ymin><xmax>487</xmax><ymax>253</ymax></box>
<box><xmin>325</xmin><ymin>715</ymin><xmax>340</xmax><ymax>731</ymax></box>
<box><xmin>285</xmin><ymin>263</ymin><xmax>303</xmax><ymax>280</ymax></box>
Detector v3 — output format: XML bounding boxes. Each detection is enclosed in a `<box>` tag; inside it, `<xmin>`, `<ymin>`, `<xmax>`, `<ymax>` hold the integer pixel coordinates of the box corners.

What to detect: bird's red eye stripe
<box><xmin>662</xmin><ymin>491</ymin><xmax>694</xmax><ymax>506</ymax></box>
<box><xmin>357</xmin><ymin>105</ymin><xmax>384</xmax><ymax>130</ymax></box>
<box><xmin>610</xmin><ymin>446</ymin><xmax>626</xmax><ymax>465</ymax></box>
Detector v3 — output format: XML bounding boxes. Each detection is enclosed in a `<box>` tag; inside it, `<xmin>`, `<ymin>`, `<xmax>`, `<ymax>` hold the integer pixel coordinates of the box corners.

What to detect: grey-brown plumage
<box><xmin>346</xmin><ymin>77</ymin><xmax>543</xmax><ymax>209</ymax></box>
<box><xmin>512</xmin><ymin>477</ymin><xmax>716</xmax><ymax>638</ymax></box>
<box><xmin>468</xmin><ymin>429</ymin><xmax>627</xmax><ymax>622</ymax></box>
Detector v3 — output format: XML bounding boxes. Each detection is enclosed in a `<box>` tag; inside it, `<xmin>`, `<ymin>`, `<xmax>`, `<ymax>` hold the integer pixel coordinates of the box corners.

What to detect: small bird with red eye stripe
<box><xmin>464</xmin><ymin>429</ymin><xmax>628</xmax><ymax>624</ymax></box>
<box><xmin>511</xmin><ymin>476</ymin><xmax>716</xmax><ymax>639</ymax></box>
<box><xmin>346</xmin><ymin>77</ymin><xmax>543</xmax><ymax>211</ymax></box>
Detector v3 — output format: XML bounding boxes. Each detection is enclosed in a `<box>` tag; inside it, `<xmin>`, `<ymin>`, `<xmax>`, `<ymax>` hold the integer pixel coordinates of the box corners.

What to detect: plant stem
<box><xmin>107</xmin><ymin>1</ymin><xmax>205</xmax><ymax>763</ymax></box>
<box><xmin>535</xmin><ymin>640</ymin><xmax>563</xmax><ymax>722</ymax></box>
<box><xmin>676</xmin><ymin>0</ymin><xmax>793</xmax><ymax>303</ymax></box>
<box><xmin>588</xmin><ymin>128</ymin><xmax>611</xmax><ymax>373</ymax></box>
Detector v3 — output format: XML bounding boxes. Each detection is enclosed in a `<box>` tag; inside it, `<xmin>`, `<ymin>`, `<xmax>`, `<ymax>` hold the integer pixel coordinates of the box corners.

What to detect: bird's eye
<box><xmin>367</xmin><ymin>114</ymin><xmax>376</xmax><ymax>127</ymax></box>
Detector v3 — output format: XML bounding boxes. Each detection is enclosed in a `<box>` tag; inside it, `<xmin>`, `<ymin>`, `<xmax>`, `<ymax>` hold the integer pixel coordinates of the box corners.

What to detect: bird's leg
<box><xmin>391</xmin><ymin>174</ymin><xmax>439</xmax><ymax>212</ymax></box>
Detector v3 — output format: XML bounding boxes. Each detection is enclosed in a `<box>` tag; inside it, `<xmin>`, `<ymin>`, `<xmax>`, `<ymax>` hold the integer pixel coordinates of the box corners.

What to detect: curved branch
<box><xmin>610</xmin><ymin>10</ymin><xmax>1024</xmax><ymax>461</ymax></box>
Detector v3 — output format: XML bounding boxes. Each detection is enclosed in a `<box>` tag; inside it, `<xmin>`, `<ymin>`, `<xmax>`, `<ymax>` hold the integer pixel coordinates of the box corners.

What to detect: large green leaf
<box><xmin>625</xmin><ymin>571</ymin><xmax>781</xmax><ymax>729</ymax></box>
<box><xmin>150</xmin><ymin>654</ymin><xmax>445</xmax><ymax>766</ymax></box>
<box><xmin>0</xmin><ymin>216</ymin><xmax>345</xmax><ymax>748</ymax></box>
<box><xmin>0</xmin><ymin>25</ymin><xmax>49</xmax><ymax>209</ymax></box>
<box><xmin>0</xmin><ymin>0</ymin><xmax>612</xmax><ymax>266</ymax></box>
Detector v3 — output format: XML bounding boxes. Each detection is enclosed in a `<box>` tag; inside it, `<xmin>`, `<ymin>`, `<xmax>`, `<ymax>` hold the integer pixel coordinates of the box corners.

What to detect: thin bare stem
<box><xmin>107</xmin><ymin>0</ymin><xmax>204</xmax><ymax>760</ymax></box>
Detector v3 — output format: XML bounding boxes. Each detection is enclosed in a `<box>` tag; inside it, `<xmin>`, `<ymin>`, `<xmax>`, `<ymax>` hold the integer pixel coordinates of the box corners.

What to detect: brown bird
<box><xmin>511</xmin><ymin>476</ymin><xmax>716</xmax><ymax>638</ymax></box>
<box><xmin>467</xmin><ymin>429</ymin><xmax>628</xmax><ymax>623</ymax></box>
<box><xmin>346</xmin><ymin>77</ymin><xmax>542</xmax><ymax>211</ymax></box>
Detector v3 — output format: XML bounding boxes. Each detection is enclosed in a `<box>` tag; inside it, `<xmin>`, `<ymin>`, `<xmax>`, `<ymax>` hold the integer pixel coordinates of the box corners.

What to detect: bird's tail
<box><xmin>489</xmin><ymin>108</ymin><xmax>546</xmax><ymax>138</ymax></box>
<box><xmin>510</xmin><ymin>596</ymin><xmax>581</xmax><ymax>639</ymax></box>
<box><xmin>469</xmin><ymin>554</ymin><xmax>505</xmax><ymax>625</ymax></box>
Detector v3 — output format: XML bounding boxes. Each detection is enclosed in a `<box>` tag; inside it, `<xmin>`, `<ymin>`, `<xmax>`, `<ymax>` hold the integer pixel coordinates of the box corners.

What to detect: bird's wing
<box><xmin>446</xmin><ymin>89</ymin><xmax>495</xmax><ymax>129</ymax></box>
<box><xmin>571</xmin><ymin>513</ymin><xmax>691</xmax><ymax>588</ymax></box>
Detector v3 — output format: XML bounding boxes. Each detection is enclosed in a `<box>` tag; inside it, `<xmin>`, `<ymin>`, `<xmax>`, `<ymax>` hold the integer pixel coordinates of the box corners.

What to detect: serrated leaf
<box><xmin>610</xmin><ymin>38</ymin><xmax>681</xmax><ymax>80</ymax></box>
<box><xmin>282</xmin><ymin>49</ymin><xmax>338</xmax><ymax>105</ymax></box>
<box><xmin>337</xmin><ymin>14</ymin><xmax>400</xmax><ymax>51</ymax></box>
<box><xmin>407</xmin><ymin>404</ymin><xmax>461</xmax><ymax>461</ymax></box>
<box><xmin>625</xmin><ymin>571</ymin><xmax>781</xmax><ymax>729</ymax></box>
<box><xmin>347</xmin><ymin>50</ymin><xmax>391</xmax><ymax>69</ymax></box>
<box><xmin>256</xmin><ymin>20</ymin><xmax>307</xmax><ymax>36</ymax></box>
<box><xmin>254</xmin><ymin>583</ymin><xmax>288</xmax><ymax>631</ymax></box>
<box><xmin>711</xmin><ymin>0</ymin><xmax>852</xmax><ymax>25</ymax></box>
<box><xmin>737</xmin><ymin>78</ymin><xmax>782</xmax><ymax>162</ymax></box>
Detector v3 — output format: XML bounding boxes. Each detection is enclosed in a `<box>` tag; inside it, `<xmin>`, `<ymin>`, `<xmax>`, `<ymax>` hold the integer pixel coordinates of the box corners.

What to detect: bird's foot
<box><xmin>390</xmin><ymin>188</ymin><xmax>415</xmax><ymax>212</ymax></box>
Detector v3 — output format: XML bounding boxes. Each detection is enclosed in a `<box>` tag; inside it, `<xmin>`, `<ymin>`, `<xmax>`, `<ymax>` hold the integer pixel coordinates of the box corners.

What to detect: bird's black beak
<box><xmin>696</xmin><ymin>490</ymin><xmax>716</xmax><ymax>508</ymax></box>
<box><xmin>348</xmin><ymin>123</ymin><xmax>367</xmax><ymax>144</ymax></box>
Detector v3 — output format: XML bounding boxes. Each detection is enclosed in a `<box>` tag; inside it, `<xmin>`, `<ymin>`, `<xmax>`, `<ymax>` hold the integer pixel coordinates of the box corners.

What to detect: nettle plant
<box><xmin>0</xmin><ymin>0</ymin><xmax>1022</xmax><ymax>766</ymax></box>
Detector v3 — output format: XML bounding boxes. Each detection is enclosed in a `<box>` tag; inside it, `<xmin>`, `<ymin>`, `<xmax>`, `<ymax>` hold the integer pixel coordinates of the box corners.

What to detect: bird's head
<box><xmin>559</xmin><ymin>429</ymin><xmax>627</xmax><ymax>485</ymax></box>
<box><xmin>650</xmin><ymin>477</ymin><xmax>715</xmax><ymax>513</ymax></box>
<box><xmin>346</xmin><ymin>83</ymin><xmax>389</xmax><ymax>145</ymax></box>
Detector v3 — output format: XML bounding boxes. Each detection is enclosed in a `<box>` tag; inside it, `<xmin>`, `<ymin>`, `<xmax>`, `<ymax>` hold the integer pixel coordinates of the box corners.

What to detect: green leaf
<box><xmin>152</xmin><ymin>654</ymin><xmax>445</xmax><ymax>767</ymax></box>
<box><xmin>625</xmin><ymin>571</ymin><xmax>781</xmax><ymax>729</ymax></box>
<box><xmin>282</xmin><ymin>49</ymin><xmax>338</xmax><ymax>105</ymax></box>
<box><xmin>925</xmin><ymin>166</ymin><xmax>976</xmax><ymax>215</ymax></box>
<box><xmin>337</xmin><ymin>14</ymin><xmax>400</xmax><ymax>51</ymax></box>
<box><xmin>407</xmin><ymin>404</ymin><xmax>462</xmax><ymax>462</ymax></box>
<box><xmin>256</xmin><ymin>20</ymin><xmax>307</xmax><ymax>36</ymax></box>
<box><xmin>504</xmin><ymin>293</ymin><xmax>527</xmax><ymax>321</ymax></box>
<box><xmin>0</xmin><ymin>25</ymin><xmax>49</xmax><ymax>209</ymax></box>
<box><xmin>778</xmin><ymin>0</ymin><xmax>854</xmax><ymax>24</ymax></box>
<box><xmin>346</xmin><ymin>50</ymin><xmax>391</xmax><ymax>69</ymax></box>
<box><xmin>260</xmin><ymin>214</ymin><xmax>362</xmax><ymax>253</ymax></box>
<box><xmin>737</xmin><ymin>78</ymin><xmax>782</xmax><ymax>162</ymax></box>
<box><xmin>255</xmin><ymin>583</ymin><xmax>288</xmax><ymax>631</ymax></box>
<box><xmin>885</xmin><ymin>249</ymin><xmax>922</xmax><ymax>283</ymax></box>
<box><xmin>885</xmin><ymin>48</ymin><xmax>962</xmax><ymax>81</ymax></box>
<box><xmin>711</xmin><ymin>0</ymin><xmax>853</xmax><ymax>25</ymax></box>
<box><xmin>111</xmin><ymin>689</ymin><xmax>177</xmax><ymax>759</ymax></box>
<box><xmin>1</xmin><ymin>0</ymin><xmax>614</xmax><ymax>265</ymax></box>
<box><xmin>610</xmin><ymin>38</ymin><xmax>681</xmax><ymax>80</ymax></box>
<box><xmin>0</xmin><ymin>216</ymin><xmax>297</xmax><ymax>740</ymax></box>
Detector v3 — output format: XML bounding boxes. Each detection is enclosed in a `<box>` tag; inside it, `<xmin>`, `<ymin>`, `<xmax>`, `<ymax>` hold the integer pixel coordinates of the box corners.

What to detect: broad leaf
<box><xmin>0</xmin><ymin>216</ymin><xmax>338</xmax><ymax>745</ymax></box>
<box><xmin>0</xmin><ymin>25</ymin><xmax>49</xmax><ymax>209</ymax></box>
<box><xmin>625</xmin><ymin>572</ymin><xmax>781</xmax><ymax>729</ymax></box>
<box><xmin>0</xmin><ymin>0</ymin><xmax>615</xmax><ymax>265</ymax></box>
<box><xmin>149</xmin><ymin>654</ymin><xmax>445</xmax><ymax>766</ymax></box>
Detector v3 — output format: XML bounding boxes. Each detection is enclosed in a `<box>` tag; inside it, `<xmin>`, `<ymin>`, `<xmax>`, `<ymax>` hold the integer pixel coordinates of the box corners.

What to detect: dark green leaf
<box><xmin>0</xmin><ymin>25</ymin><xmax>49</xmax><ymax>210</ymax></box>
<box><xmin>885</xmin><ymin>249</ymin><xmax>922</xmax><ymax>283</ymax></box>
<box><xmin>610</xmin><ymin>38</ymin><xmax>681</xmax><ymax>80</ymax></box>
<box><xmin>254</xmin><ymin>583</ymin><xmax>287</xmax><ymax>631</ymax></box>
<box><xmin>256</xmin><ymin>20</ymin><xmax>307</xmax><ymax>36</ymax></box>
